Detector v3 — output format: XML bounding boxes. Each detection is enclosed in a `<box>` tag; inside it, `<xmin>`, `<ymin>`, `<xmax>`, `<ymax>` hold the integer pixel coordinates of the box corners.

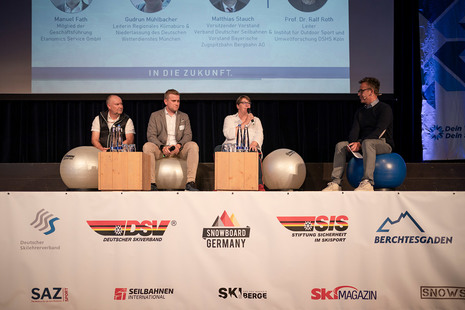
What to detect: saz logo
<box><xmin>31</xmin><ymin>287</ymin><xmax>68</xmax><ymax>302</ymax></box>
<box><xmin>311</xmin><ymin>286</ymin><xmax>377</xmax><ymax>300</ymax></box>
<box><xmin>202</xmin><ymin>211</ymin><xmax>250</xmax><ymax>248</ymax></box>
<box><xmin>30</xmin><ymin>209</ymin><xmax>60</xmax><ymax>235</ymax></box>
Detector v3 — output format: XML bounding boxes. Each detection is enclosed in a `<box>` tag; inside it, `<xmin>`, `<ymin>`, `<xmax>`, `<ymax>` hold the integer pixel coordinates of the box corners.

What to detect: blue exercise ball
<box><xmin>346</xmin><ymin>153</ymin><xmax>406</xmax><ymax>189</ymax></box>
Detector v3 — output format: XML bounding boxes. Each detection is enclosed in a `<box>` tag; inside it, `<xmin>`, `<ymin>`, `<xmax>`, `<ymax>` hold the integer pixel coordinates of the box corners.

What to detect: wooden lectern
<box><xmin>215</xmin><ymin>152</ymin><xmax>259</xmax><ymax>191</ymax></box>
<box><xmin>98</xmin><ymin>152</ymin><xmax>151</xmax><ymax>191</ymax></box>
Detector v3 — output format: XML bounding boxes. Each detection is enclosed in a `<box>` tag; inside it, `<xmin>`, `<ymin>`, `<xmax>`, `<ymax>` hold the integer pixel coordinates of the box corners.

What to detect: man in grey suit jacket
<box><xmin>143</xmin><ymin>89</ymin><xmax>199</xmax><ymax>191</ymax></box>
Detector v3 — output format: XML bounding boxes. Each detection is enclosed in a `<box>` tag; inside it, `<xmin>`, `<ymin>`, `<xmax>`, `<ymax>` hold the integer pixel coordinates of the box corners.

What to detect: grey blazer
<box><xmin>146</xmin><ymin>109</ymin><xmax>193</xmax><ymax>148</ymax></box>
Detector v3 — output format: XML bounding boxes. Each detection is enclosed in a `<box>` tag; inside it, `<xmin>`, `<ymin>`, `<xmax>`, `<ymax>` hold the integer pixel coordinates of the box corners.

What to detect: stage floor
<box><xmin>1</xmin><ymin>162</ymin><xmax>464</xmax><ymax>192</ymax></box>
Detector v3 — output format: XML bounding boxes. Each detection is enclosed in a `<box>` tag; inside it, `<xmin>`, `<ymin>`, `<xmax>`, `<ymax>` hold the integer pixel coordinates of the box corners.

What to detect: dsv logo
<box><xmin>30</xmin><ymin>209</ymin><xmax>60</xmax><ymax>235</ymax></box>
<box><xmin>31</xmin><ymin>287</ymin><xmax>68</xmax><ymax>302</ymax></box>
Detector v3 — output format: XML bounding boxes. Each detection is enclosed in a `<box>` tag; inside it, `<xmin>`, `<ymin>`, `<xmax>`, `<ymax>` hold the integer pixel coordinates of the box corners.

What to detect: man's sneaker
<box><xmin>322</xmin><ymin>182</ymin><xmax>342</xmax><ymax>191</ymax></box>
<box><xmin>185</xmin><ymin>181</ymin><xmax>199</xmax><ymax>191</ymax></box>
<box><xmin>354</xmin><ymin>180</ymin><xmax>374</xmax><ymax>191</ymax></box>
<box><xmin>150</xmin><ymin>183</ymin><xmax>158</xmax><ymax>191</ymax></box>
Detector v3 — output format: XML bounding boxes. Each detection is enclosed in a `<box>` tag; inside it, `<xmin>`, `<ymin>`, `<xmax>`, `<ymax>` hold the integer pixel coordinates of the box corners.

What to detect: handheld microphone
<box><xmin>169</xmin><ymin>146</ymin><xmax>175</xmax><ymax>151</ymax></box>
<box><xmin>247</xmin><ymin>108</ymin><xmax>254</xmax><ymax>124</ymax></box>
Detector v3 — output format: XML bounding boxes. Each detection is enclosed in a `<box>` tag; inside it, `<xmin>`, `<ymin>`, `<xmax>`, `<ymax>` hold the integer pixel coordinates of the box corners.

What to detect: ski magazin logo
<box><xmin>31</xmin><ymin>287</ymin><xmax>69</xmax><ymax>303</ymax></box>
<box><xmin>218</xmin><ymin>287</ymin><xmax>268</xmax><ymax>300</ymax></box>
<box><xmin>374</xmin><ymin>211</ymin><xmax>453</xmax><ymax>245</ymax></box>
<box><xmin>421</xmin><ymin>286</ymin><xmax>465</xmax><ymax>299</ymax></box>
<box><xmin>30</xmin><ymin>209</ymin><xmax>60</xmax><ymax>235</ymax></box>
<box><xmin>114</xmin><ymin>287</ymin><xmax>174</xmax><ymax>301</ymax></box>
<box><xmin>277</xmin><ymin>215</ymin><xmax>348</xmax><ymax>243</ymax></box>
<box><xmin>202</xmin><ymin>211</ymin><xmax>251</xmax><ymax>248</ymax></box>
<box><xmin>311</xmin><ymin>286</ymin><xmax>377</xmax><ymax>300</ymax></box>
<box><xmin>87</xmin><ymin>220</ymin><xmax>174</xmax><ymax>242</ymax></box>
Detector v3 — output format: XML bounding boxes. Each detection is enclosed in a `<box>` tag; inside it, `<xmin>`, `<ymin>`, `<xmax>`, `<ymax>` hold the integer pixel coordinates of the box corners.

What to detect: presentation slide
<box><xmin>31</xmin><ymin>0</ymin><xmax>350</xmax><ymax>94</ymax></box>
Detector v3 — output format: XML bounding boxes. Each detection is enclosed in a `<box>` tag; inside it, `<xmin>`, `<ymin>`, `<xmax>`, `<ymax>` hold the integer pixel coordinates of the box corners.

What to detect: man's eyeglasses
<box><xmin>239</xmin><ymin>101</ymin><xmax>251</xmax><ymax>105</ymax></box>
<box><xmin>357</xmin><ymin>88</ymin><xmax>371</xmax><ymax>93</ymax></box>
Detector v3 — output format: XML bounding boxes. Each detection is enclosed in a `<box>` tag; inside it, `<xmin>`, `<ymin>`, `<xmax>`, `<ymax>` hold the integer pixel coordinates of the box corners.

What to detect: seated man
<box><xmin>143</xmin><ymin>89</ymin><xmax>199</xmax><ymax>191</ymax></box>
<box><xmin>91</xmin><ymin>95</ymin><xmax>135</xmax><ymax>152</ymax></box>
<box><xmin>322</xmin><ymin>77</ymin><xmax>394</xmax><ymax>191</ymax></box>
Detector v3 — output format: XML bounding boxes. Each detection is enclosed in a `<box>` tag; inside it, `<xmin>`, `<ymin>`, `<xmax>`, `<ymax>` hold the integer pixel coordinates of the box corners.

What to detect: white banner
<box><xmin>1</xmin><ymin>192</ymin><xmax>464</xmax><ymax>309</ymax></box>
<box><xmin>420</xmin><ymin>0</ymin><xmax>465</xmax><ymax>160</ymax></box>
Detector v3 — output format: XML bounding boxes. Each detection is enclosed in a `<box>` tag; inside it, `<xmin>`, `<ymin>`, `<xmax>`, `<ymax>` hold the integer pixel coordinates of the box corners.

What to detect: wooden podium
<box><xmin>215</xmin><ymin>152</ymin><xmax>259</xmax><ymax>191</ymax></box>
<box><xmin>98</xmin><ymin>152</ymin><xmax>151</xmax><ymax>191</ymax></box>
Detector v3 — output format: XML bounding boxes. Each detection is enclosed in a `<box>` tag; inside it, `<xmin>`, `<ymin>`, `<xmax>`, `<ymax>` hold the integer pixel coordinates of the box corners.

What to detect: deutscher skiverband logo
<box><xmin>87</xmin><ymin>220</ymin><xmax>174</xmax><ymax>242</ymax></box>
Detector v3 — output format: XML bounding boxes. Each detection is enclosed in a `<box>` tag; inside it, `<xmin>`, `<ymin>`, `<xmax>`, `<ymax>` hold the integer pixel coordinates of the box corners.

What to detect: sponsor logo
<box><xmin>278</xmin><ymin>215</ymin><xmax>348</xmax><ymax>242</ymax></box>
<box><xmin>219</xmin><ymin>287</ymin><xmax>268</xmax><ymax>300</ymax></box>
<box><xmin>114</xmin><ymin>288</ymin><xmax>127</xmax><ymax>300</ymax></box>
<box><xmin>31</xmin><ymin>287</ymin><xmax>69</xmax><ymax>303</ymax></box>
<box><xmin>374</xmin><ymin>211</ymin><xmax>453</xmax><ymax>244</ymax></box>
<box><xmin>114</xmin><ymin>287</ymin><xmax>174</xmax><ymax>300</ymax></box>
<box><xmin>421</xmin><ymin>286</ymin><xmax>465</xmax><ymax>299</ymax></box>
<box><xmin>20</xmin><ymin>209</ymin><xmax>61</xmax><ymax>251</ymax></box>
<box><xmin>30</xmin><ymin>208</ymin><xmax>60</xmax><ymax>235</ymax></box>
<box><xmin>428</xmin><ymin>125</ymin><xmax>463</xmax><ymax>140</ymax></box>
<box><xmin>202</xmin><ymin>211</ymin><xmax>250</xmax><ymax>248</ymax></box>
<box><xmin>87</xmin><ymin>219</ymin><xmax>175</xmax><ymax>242</ymax></box>
<box><xmin>311</xmin><ymin>286</ymin><xmax>377</xmax><ymax>300</ymax></box>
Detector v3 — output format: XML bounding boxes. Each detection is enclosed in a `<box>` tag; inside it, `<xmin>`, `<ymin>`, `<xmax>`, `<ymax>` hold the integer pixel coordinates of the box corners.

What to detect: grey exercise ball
<box><xmin>155</xmin><ymin>158</ymin><xmax>187</xmax><ymax>190</ymax></box>
<box><xmin>60</xmin><ymin>146</ymin><xmax>99</xmax><ymax>189</ymax></box>
<box><xmin>262</xmin><ymin>149</ymin><xmax>306</xmax><ymax>190</ymax></box>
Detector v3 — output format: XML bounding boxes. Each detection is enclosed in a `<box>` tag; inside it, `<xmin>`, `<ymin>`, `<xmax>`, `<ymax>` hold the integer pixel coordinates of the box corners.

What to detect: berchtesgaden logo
<box><xmin>374</xmin><ymin>211</ymin><xmax>453</xmax><ymax>244</ymax></box>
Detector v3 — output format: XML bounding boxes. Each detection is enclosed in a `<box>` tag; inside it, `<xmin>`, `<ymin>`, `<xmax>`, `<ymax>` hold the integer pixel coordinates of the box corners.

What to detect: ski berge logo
<box><xmin>87</xmin><ymin>220</ymin><xmax>174</xmax><ymax>242</ymax></box>
<box><xmin>202</xmin><ymin>211</ymin><xmax>250</xmax><ymax>248</ymax></box>
<box><xmin>278</xmin><ymin>215</ymin><xmax>348</xmax><ymax>242</ymax></box>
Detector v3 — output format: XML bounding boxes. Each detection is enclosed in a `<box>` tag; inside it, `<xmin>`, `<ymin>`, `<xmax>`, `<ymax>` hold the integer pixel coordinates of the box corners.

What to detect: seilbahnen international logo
<box><xmin>87</xmin><ymin>219</ymin><xmax>174</xmax><ymax>242</ymax></box>
<box><xmin>202</xmin><ymin>211</ymin><xmax>250</xmax><ymax>248</ymax></box>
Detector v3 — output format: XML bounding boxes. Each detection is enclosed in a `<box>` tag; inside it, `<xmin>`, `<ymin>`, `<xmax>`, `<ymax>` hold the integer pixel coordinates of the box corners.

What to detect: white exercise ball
<box><xmin>155</xmin><ymin>158</ymin><xmax>187</xmax><ymax>189</ymax></box>
<box><xmin>262</xmin><ymin>149</ymin><xmax>306</xmax><ymax>190</ymax></box>
<box><xmin>60</xmin><ymin>146</ymin><xmax>100</xmax><ymax>189</ymax></box>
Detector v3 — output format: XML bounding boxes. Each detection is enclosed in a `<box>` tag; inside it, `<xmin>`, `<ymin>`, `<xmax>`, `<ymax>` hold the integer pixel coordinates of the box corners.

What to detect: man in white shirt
<box><xmin>91</xmin><ymin>95</ymin><xmax>135</xmax><ymax>152</ymax></box>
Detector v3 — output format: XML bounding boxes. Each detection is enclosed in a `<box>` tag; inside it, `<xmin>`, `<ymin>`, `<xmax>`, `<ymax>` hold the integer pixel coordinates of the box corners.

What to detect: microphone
<box><xmin>247</xmin><ymin>108</ymin><xmax>254</xmax><ymax>124</ymax></box>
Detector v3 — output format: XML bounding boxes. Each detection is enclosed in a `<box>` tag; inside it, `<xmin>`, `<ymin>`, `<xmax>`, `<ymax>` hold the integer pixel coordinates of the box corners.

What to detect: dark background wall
<box><xmin>0</xmin><ymin>1</ymin><xmax>422</xmax><ymax>164</ymax></box>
